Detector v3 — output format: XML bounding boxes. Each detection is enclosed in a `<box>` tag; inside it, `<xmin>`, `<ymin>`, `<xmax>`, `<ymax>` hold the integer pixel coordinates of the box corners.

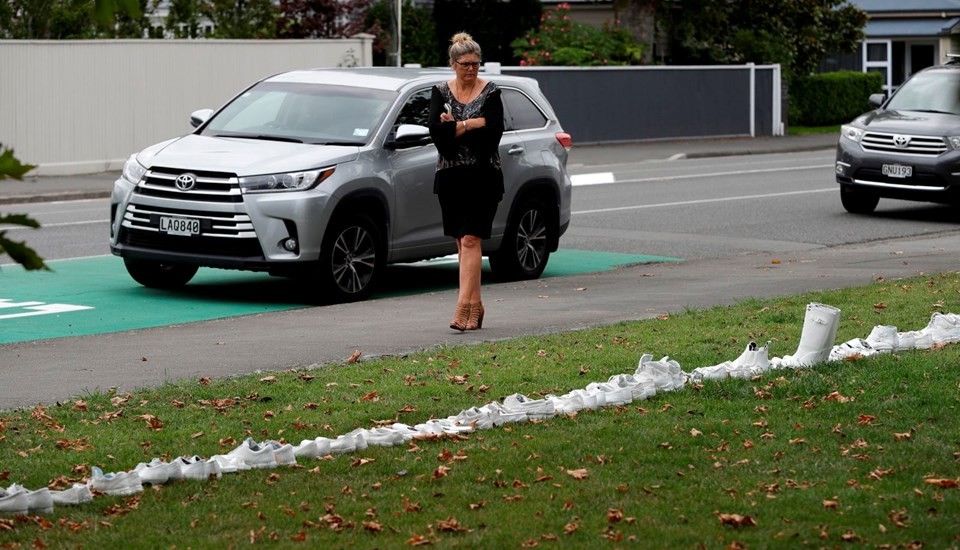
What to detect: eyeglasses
<box><xmin>455</xmin><ymin>61</ymin><xmax>481</xmax><ymax>70</ymax></box>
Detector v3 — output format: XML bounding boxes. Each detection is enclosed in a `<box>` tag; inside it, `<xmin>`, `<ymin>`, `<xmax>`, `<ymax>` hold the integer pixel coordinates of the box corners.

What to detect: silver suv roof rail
<box><xmin>946</xmin><ymin>53</ymin><xmax>960</xmax><ymax>64</ymax></box>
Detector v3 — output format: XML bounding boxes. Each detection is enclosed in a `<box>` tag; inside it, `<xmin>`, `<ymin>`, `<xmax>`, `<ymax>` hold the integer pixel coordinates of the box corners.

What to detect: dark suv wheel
<box><xmin>123</xmin><ymin>258</ymin><xmax>198</xmax><ymax>289</ymax></box>
<box><xmin>316</xmin><ymin>214</ymin><xmax>384</xmax><ymax>303</ymax></box>
<box><xmin>840</xmin><ymin>186</ymin><xmax>879</xmax><ymax>214</ymax></box>
<box><xmin>489</xmin><ymin>196</ymin><xmax>551</xmax><ymax>281</ymax></box>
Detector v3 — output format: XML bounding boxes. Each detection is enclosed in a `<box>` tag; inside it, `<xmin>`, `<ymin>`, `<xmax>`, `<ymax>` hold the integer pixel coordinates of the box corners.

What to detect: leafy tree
<box><xmin>276</xmin><ymin>0</ymin><xmax>370</xmax><ymax>38</ymax></box>
<box><xmin>166</xmin><ymin>0</ymin><xmax>205</xmax><ymax>37</ymax></box>
<box><xmin>365</xmin><ymin>0</ymin><xmax>440</xmax><ymax>66</ymax></box>
<box><xmin>0</xmin><ymin>146</ymin><xmax>47</xmax><ymax>271</ymax></box>
<box><xmin>511</xmin><ymin>3</ymin><xmax>644</xmax><ymax>66</ymax></box>
<box><xmin>660</xmin><ymin>0</ymin><xmax>866</xmax><ymax>77</ymax></box>
<box><xmin>206</xmin><ymin>0</ymin><xmax>277</xmax><ymax>38</ymax></box>
<box><xmin>0</xmin><ymin>0</ymin><xmax>144</xmax><ymax>38</ymax></box>
<box><xmin>433</xmin><ymin>0</ymin><xmax>542</xmax><ymax>65</ymax></box>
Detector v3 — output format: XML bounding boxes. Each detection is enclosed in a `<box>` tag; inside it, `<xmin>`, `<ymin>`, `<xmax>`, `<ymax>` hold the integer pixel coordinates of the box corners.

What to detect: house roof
<box><xmin>865</xmin><ymin>16</ymin><xmax>960</xmax><ymax>36</ymax></box>
<box><xmin>850</xmin><ymin>0</ymin><xmax>960</xmax><ymax>13</ymax></box>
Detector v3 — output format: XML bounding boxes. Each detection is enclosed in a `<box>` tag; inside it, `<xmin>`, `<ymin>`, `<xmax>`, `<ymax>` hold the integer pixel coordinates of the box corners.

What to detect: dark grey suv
<box><xmin>110</xmin><ymin>68</ymin><xmax>573</xmax><ymax>303</ymax></box>
<box><xmin>835</xmin><ymin>59</ymin><xmax>960</xmax><ymax>213</ymax></box>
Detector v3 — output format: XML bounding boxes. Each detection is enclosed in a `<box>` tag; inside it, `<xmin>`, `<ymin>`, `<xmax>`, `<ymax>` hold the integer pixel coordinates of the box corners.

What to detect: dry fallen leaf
<box><xmin>260</xmin><ymin>376</ymin><xmax>276</xmax><ymax>383</ymax></box>
<box><xmin>893</xmin><ymin>432</ymin><xmax>911</xmax><ymax>441</ymax></box>
<box><xmin>924</xmin><ymin>477</ymin><xmax>959</xmax><ymax>488</ymax></box>
<box><xmin>565</xmin><ymin>468</ymin><xmax>589</xmax><ymax>480</ymax></box>
<box><xmin>717</xmin><ymin>513</ymin><xmax>757</xmax><ymax>528</ymax></box>
<box><xmin>346</xmin><ymin>350</ymin><xmax>362</xmax><ymax>363</ymax></box>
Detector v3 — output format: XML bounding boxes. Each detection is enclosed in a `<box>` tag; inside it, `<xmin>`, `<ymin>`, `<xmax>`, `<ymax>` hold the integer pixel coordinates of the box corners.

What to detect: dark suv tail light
<box><xmin>556</xmin><ymin>132</ymin><xmax>572</xmax><ymax>149</ymax></box>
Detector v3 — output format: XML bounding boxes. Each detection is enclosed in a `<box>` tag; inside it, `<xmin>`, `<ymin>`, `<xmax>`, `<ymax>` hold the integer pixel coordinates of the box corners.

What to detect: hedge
<box><xmin>789</xmin><ymin>71</ymin><xmax>884</xmax><ymax>126</ymax></box>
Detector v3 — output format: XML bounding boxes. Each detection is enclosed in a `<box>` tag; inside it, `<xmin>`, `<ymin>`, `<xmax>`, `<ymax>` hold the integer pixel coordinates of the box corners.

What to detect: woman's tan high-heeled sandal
<box><xmin>466</xmin><ymin>301</ymin><xmax>484</xmax><ymax>330</ymax></box>
<box><xmin>450</xmin><ymin>303</ymin><xmax>471</xmax><ymax>331</ymax></box>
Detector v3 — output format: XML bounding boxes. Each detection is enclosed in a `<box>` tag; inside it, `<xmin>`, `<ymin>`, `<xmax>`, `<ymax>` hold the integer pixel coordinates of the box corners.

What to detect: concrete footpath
<box><xmin>8</xmin><ymin>132</ymin><xmax>959</xmax><ymax>411</ymax></box>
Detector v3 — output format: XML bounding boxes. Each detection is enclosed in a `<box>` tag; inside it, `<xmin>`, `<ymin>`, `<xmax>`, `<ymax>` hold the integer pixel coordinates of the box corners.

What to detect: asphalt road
<box><xmin>3</xmin><ymin>136</ymin><xmax>960</xmax><ymax>410</ymax></box>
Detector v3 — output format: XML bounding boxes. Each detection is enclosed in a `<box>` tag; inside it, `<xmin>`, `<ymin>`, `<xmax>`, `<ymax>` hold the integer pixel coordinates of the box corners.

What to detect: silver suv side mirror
<box><xmin>387</xmin><ymin>124</ymin><xmax>432</xmax><ymax>149</ymax></box>
<box><xmin>868</xmin><ymin>93</ymin><xmax>886</xmax><ymax>109</ymax></box>
<box><xmin>190</xmin><ymin>109</ymin><xmax>214</xmax><ymax>128</ymax></box>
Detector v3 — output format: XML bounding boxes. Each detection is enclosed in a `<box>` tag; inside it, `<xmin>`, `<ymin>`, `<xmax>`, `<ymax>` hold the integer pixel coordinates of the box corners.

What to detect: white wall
<box><xmin>0</xmin><ymin>37</ymin><xmax>374</xmax><ymax>176</ymax></box>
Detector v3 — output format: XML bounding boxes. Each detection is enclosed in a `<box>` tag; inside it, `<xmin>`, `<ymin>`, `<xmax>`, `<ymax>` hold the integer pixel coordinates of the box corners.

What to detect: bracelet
<box><xmin>462</xmin><ymin>120</ymin><xmax>467</xmax><ymax>131</ymax></box>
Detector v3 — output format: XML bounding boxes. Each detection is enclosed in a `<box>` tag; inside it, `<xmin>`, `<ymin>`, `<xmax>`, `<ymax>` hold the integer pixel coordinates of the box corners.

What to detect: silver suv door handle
<box><xmin>507</xmin><ymin>145</ymin><xmax>524</xmax><ymax>155</ymax></box>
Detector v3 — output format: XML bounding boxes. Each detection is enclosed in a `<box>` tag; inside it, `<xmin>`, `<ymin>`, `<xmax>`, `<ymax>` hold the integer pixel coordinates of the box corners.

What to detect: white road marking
<box><xmin>573</xmin><ymin>188</ymin><xmax>836</xmax><ymax>215</ymax></box>
<box><xmin>0</xmin><ymin>301</ymin><xmax>94</xmax><ymax>320</ymax></box>
<box><xmin>571</xmin><ymin>164</ymin><xmax>832</xmax><ymax>187</ymax></box>
<box><xmin>570</xmin><ymin>172</ymin><xmax>615</xmax><ymax>186</ymax></box>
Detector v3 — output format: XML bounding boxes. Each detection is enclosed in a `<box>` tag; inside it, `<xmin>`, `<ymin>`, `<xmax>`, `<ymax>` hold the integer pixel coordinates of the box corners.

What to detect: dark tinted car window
<box><xmin>502</xmin><ymin>88</ymin><xmax>547</xmax><ymax>131</ymax></box>
<box><xmin>395</xmin><ymin>89</ymin><xmax>432</xmax><ymax>127</ymax></box>
<box><xmin>886</xmin><ymin>71</ymin><xmax>960</xmax><ymax>115</ymax></box>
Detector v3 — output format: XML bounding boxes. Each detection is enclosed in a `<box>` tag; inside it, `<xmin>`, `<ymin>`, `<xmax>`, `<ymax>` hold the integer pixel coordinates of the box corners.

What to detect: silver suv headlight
<box><xmin>840</xmin><ymin>125</ymin><xmax>863</xmax><ymax>143</ymax></box>
<box><xmin>239</xmin><ymin>167</ymin><xmax>335</xmax><ymax>194</ymax></box>
<box><xmin>121</xmin><ymin>154</ymin><xmax>146</xmax><ymax>184</ymax></box>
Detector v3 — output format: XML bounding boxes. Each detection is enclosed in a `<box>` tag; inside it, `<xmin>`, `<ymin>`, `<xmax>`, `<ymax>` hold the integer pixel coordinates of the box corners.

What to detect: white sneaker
<box><xmin>866</xmin><ymin>325</ymin><xmax>898</xmax><ymax>353</ymax></box>
<box><xmin>584</xmin><ymin>381</ymin><xmax>633</xmax><ymax>406</ymax></box>
<box><xmin>567</xmin><ymin>389</ymin><xmax>602</xmax><ymax>410</ymax></box>
<box><xmin>88</xmin><ymin>466</ymin><xmax>143</xmax><ymax>496</ymax></box>
<box><xmin>387</xmin><ymin>423</ymin><xmax>422</xmax><ymax>441</ymax></box>
<box><xmin>0</xmin><ymin>488</ymin><xmax>29</xmax><ymax>516</ymax></box>
<box><xmin>176</xmin><ymin>456</ymin><xmax>222</xmax><ymax>480</ymax></box>
<box><xmin>292</xmin><ymin>439</ymin><xmax>320</xmax><ymax>458</ymax></box>
<box><xmin>134</xmin><ymin>458</ymin><xmax>181</xmax><ymax>485</ymax></box>
<box><xmin>314</xmin><ymin>437</ymin><xmax>334</xmax><ymax>455</ymax></box>
<box><xmin>226</xmin><ymin>438</ymin><xmax>277</xmax><ymax>470</ymax></box>
<box><xmin>210</xmin><ymin>454</ymin><xmax>241</xmax><ymax>474</ymax></box>
<box><xmin>545</xmin><ymin>392</ymin><xmax>586</xmax><ymax>414</ymax></box>
<box><xmin>635</xmin><ymin>354</ymin><xmax>685</xmax><ymax>391</ymax></box>
<box><xmin>502</xmin><ymin>393</ymin><xmax>556</xmax><ymax>419</ymax></box>
<box><xmin>451</xmin><ymin>406</ymin><xmax>500</xmax><ymax>430</ymax></box>
<box><xmin>921</xmin><ymin>312</ymin><xmax>960</xmax><ymax>344</ymax></box>
<box><xmin>478</xmin><ymin>401</ymin><xmax>527</xmax><ymax>424</ymax></box>
<box><xmin>5</xmin><ymin>485</ymin><xmax>53</xmax><ymax>514</ymax></box>
<box><xmin>49</xmin><ymin>483</ymin><xmax>93</xmax><ymax>506</ymax></box>
<box><xmin>828</xmin><ymin>338</ymin><xmax>878</xmax><ymax>362</ymax></box>
<box><xmin>329</xmin><ymin>433</ymin><xmax>364</xmax><ymax>454</ymax></box>
<box><xmin>260</xmin><ymin>441</ymin><xmax>297</xmax><ymax>466</ymax></box>
<box><xmin>608</xmin><ymin>374</ymin><xmax>656</xmax><ymax>401</ymax></box>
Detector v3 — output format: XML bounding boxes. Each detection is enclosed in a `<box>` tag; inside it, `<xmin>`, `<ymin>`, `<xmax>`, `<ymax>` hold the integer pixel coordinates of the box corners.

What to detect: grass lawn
<box><xmin>1</xmin><ymin>274</ymin><xmax>958</xmax><ymax>548</ymax></box>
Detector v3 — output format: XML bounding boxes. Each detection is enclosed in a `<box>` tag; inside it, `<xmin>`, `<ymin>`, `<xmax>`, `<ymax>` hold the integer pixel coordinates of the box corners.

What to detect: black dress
<box><xmin>428</xmin><ymin>81</ymin><xmax>505</xmax><ymax>239</ymax></box>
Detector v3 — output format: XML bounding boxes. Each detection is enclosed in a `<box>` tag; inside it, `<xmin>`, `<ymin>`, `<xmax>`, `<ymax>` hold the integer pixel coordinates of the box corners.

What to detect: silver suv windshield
<box><xmin>886</xmin><ymin>71</ymin><xmax>960</xmax><ymax>115</ymax></box>
<box><xmin>201</xmin><ymin>82</ymin><xmax>396</xmax><ymax>145</ymax></box>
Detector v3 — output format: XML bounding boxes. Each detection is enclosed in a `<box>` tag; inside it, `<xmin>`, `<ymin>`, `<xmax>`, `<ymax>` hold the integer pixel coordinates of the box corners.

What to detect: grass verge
<box><xmin>1</xmin><ymin>274</ymin><xmax>958</xmax><ymax>548</ymax></box>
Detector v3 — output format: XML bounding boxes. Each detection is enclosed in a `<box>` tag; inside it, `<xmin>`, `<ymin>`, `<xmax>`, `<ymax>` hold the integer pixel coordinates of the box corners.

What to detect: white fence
<box><xmin>0</xmin><ymin>38</ymin><xmax>374</xmax><ymax>176</ymax></box>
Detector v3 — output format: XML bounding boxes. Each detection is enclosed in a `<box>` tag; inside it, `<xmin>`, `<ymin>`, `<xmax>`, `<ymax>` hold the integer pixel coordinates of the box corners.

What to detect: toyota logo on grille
<box><xmin>175</xmin><ymin>173</ymin><xmax>197</xmax><ymax>191</ymax></box>
<box><xmin>893</xmin><ymin>135</ymin><xmax>911</xmax><ymax>148</ymax></box>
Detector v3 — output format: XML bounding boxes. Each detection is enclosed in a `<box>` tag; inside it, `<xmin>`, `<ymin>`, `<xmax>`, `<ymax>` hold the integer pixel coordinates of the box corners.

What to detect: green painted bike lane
<box><xmin>0</xmin><ymin>250</ymin><xmax>679</xmax><ymax>345</ymax></box>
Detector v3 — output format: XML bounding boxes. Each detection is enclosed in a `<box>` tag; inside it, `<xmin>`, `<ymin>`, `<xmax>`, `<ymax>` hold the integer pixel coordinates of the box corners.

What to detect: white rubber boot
<box><xmin>778</xmin><ymin>303</ymin><xmax>841</xmax><ymax>368</ymax></box>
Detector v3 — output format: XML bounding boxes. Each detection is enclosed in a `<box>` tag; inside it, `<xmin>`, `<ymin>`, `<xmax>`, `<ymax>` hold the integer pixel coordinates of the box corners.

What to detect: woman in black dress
<box><xmin>429</xmin><ymin>32</ymin><xmax>505</xmax><ymax>331</ymax></box>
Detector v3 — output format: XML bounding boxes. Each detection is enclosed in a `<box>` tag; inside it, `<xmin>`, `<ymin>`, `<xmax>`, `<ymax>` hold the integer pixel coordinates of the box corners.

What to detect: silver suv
<box><xmin>110</xmin><ymin>68</ymin><xmax>573</xmax><ymax>303</ymax></box>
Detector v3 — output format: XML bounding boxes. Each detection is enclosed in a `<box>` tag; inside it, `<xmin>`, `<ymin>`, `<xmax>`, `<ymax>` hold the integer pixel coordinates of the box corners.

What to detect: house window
<box><xmin>864</xmin><ymin>39</ymin><xmax>892</xmax><ymax>91</ymax></box>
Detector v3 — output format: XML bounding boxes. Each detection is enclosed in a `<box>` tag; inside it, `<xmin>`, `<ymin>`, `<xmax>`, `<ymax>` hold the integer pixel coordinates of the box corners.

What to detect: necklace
<box><xmin>454</xmin><ymin>79</ymin><xmax>477</xmax><ymax>103</ymax></box>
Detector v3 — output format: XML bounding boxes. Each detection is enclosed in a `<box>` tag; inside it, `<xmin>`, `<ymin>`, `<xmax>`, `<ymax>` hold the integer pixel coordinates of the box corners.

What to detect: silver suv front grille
<box><xmin>122</xmin><ymin>204</ymin><xmax>255</xmax><ymax>238</ymax></box>
<box><xmin>137</xmin><ymin>167</ymin><xmax>242</xmax><ymax>203</ymax></box>
<box><xmin>861</xmin><ymin>132</ymin><xmax>947</xmax><ymax>156</ymax></box>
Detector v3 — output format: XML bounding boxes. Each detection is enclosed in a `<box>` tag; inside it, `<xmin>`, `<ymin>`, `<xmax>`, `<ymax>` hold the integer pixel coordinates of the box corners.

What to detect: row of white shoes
<box><xmin>4</xmin><ymin>307</ymin><xmax>957</xmax><ymax>516</ymax></box>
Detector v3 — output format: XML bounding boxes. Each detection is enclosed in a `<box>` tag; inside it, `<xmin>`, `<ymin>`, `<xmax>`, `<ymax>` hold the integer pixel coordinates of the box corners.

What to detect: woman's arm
<box><xmin>428</xmin><ymin>86</ymin><xmax>458</xmax><ymax>158</ymax></box>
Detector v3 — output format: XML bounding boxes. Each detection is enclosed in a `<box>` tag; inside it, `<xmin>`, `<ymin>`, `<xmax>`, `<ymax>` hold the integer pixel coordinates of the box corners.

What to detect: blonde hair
<box><xmin>448</xmin><ymin>32</ymin><xmax>482</xmax><ymax>63</ymax></box>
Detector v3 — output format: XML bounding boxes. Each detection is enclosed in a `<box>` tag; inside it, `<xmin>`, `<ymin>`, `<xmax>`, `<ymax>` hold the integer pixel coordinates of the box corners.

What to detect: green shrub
<box><xmin>789</xmin><ymin>71</ymin><xmax>883</xmax><ymax>126</ymax></box>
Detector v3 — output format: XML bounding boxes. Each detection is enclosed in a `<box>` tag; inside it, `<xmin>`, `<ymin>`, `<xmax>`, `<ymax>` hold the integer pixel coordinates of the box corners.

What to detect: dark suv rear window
<box><xmin>502</xmin><ymin>88</ymin><xmax>547</xmax><ymax>131</ymax></box>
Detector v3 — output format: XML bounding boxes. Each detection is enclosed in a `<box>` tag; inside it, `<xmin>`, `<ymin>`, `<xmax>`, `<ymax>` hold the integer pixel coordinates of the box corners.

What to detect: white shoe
<box><xmin>921</xmin><ymin>312</ymin><xmax>960</xmax><ymax>344</ymax></box>
<box><xmin>0</xmin><ymin>488</ymin><xmax>29</xmax><ymax>516</ymax></box>
<box><xmin>387</xmin><ymin>424</ymin><xmax>421</xmax><ymax>441</ymax></box>
<box><xmin>730</xmin><ymin>341</ymin><xmax>770</xmax><ymax>377</ymax></box>
<box><xmin>4</xmin><ymin>485</ymin><xmax>53</xmax><ymax>514</ymax></box>
<box><xmin>226</xmin><ymin>438</ymin><xmax>277</xmax><ymax>470</ymax></box>
<box><xmin>88</xmin><ymin>466</ymin><xmax>143</xmax><ymax>496</ymax></box>
<box><xmin>545</xmin><ymin>392</ymin><xmax>586</xmax><ymax>414</ymax></box>
<box><xmin>134</xmin><ymin>458</ymin><xmax>181</xmax><ymax>485</ymax></box>
<box><xmin>866</xmin><ymin>325</ymin><xmax>898</xmax><ymax>353</ymax></box>
<box><xmin>777</xmin><ymin>303</ymin><xmax>841</xmax><ymax>368</ymax></box>
<box><xmin>502</xmin><ymin>393</ymin><xmax>556</xmax><ymax>419</ymax></box>
<box><xmin>898</xmin><ymin>329</ymin><xmax>933</xmax><ymax>350</ymax></box>
<box><xmin>210</xmin><ymin>454</ymin><xmax>241</xmax><ymax>474</ymax></box>
<box><xmin>451</xmin><ymin>406</ymin><xmax>499</xmax><ymax>430</ymax></box>
<box><xmin>178</xmin><ymin>456</ymin><xmax>222</xmax><ymax>480</ymax></box>
<box><xmin>260</xmin><ymin>441</ymin><xmax>297</xmax><ymax>466</ymax></box>
<box><xmin>608</xmin><ymin>374</ymin><xmax>656</xmax><ymax>400</ymax></box>
<box><xmin>292</xmin><ymin>439</ymin><xmax>320</xmax><ymax>458</ymax></box>
<box><xmin>635</xmin><ymin>354</ymin><xmax>685</xmax><ymax>391</ymax></box>
<box><xmin>49</xmin><ymin>483</ymin><xmax>93</xmax><ymax>506</ymax></box>
<box><xmin>478</xmin><ymin>402</ymin><xmax>527</xmax><ymax>425</ymax></box>
<box><xmin>828</xmin><ymin>338</ymin><xmax>877</xmax><ymax>362</ymax></box>
<box><xmin>314</xmin><ymin>437</ymin><xmax>334</xmax><ymax>455</ymax></box>
<box><xmin>330</xmin><ymin>433</ymin><xmax>364</xmax><ymax>454</ymax></box>
<box><xmin>584</xmin><ymin>381</ymin><xmax>633</xmax><ymax>406</ymax></box>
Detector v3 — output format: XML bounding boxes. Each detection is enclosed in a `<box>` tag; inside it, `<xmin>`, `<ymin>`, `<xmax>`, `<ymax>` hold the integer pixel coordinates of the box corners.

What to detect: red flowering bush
<box><xmin>510</xmin><ymin>3</ymin><xmax>643</xmax><ymax>66</ymax></box>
